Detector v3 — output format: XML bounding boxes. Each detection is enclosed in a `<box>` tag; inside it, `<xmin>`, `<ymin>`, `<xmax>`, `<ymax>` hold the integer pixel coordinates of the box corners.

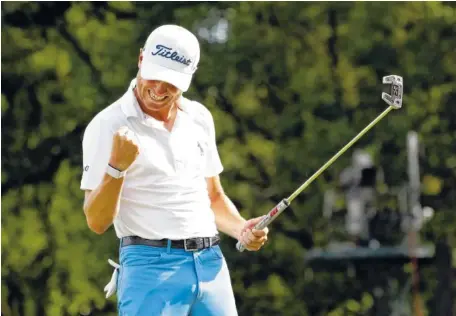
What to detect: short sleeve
<box><xmin>204</xmin><ymin>111</ymin><xmax>223</xmax><ymax>177</ymax></box>
<box><xmin>80</xmin><ymin>116</ymin><xmax>114</xmax><ymax>190</ymax></box>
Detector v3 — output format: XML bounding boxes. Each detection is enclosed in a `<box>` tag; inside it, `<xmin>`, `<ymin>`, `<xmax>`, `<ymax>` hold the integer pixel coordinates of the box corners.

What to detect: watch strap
<box><xmin>106</xmin><ymin>164</ymin><xmax>126</xmax><ymax>179</ymax></box>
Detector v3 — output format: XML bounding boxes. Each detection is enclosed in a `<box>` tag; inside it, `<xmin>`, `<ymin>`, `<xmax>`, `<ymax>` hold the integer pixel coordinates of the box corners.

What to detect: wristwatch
<box><xmin>106</xmin><ymin>164</ymin><xmax>126</xmax><ymax>179</ymax></box>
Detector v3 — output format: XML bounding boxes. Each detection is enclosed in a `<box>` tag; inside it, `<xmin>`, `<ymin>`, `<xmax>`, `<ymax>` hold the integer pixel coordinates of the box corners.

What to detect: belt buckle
<box><xmin>184</xmin><ymin>239</ymin><xmax>198</xmax><ymax>252</ymax></box>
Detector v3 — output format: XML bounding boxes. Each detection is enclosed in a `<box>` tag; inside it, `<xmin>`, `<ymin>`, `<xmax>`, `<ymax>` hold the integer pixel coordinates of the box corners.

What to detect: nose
<box><xmin>154</xmin><ymin>82</ymin><xmax>168</xmax><ymax>95</ymax></box>
<box><xmin>154</xmin><ymin>81</ymin><xmax>177</xmax><ymax>95</ymax></box>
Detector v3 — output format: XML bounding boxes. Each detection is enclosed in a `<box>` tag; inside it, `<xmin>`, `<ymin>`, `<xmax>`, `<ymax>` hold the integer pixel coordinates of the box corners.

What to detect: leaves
<box><xmin>2</xmin><ymin>2</ymin><xmax>455</xmax><ymax>316</ymax></box>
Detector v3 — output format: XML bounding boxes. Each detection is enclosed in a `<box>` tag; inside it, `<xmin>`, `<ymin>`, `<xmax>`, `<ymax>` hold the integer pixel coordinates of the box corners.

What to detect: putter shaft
<box><xmin>287</xmin><ymin>105</ymin><xmax>393</xmax><ymax>203</ymax></box>
<box><xmin>236</xmin><ymin>105</ymin><xmax>394</xmax><ymax>252</ymax></box>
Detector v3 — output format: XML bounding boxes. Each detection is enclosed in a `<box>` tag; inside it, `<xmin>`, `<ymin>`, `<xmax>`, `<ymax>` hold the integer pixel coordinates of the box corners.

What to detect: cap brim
<box><xmin>140</xmin><ymin>62</ymin><xmax>192</xmax><ymax>92</ymax></box>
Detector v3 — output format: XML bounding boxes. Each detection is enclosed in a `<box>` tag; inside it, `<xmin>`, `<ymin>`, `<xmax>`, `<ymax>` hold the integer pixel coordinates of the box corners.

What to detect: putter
<box><xmin>237</xmin><ymin>75</ymin><xmax>403</xmax><ymax>252</ymax></box>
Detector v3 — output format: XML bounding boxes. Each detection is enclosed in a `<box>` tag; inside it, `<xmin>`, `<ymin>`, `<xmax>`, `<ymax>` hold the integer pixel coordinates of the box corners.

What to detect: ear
<box><xmin>138</xmin><ymin>48</ymin><xmax>144</xmax><ymax>69</ymax></box>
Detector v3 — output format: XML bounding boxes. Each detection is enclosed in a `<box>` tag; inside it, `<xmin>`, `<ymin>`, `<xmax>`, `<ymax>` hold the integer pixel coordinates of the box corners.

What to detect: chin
<box><xmin>145</xmin><ymin>101</ymin><xmax>171</xmax><ymax>111</ymax></box>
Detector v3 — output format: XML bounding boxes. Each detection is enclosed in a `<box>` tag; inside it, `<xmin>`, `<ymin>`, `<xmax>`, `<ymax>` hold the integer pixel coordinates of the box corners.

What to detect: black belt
<box><xmin>121</xmin><ymin>235</ymin><xmax>220</xmax><ymax>252</ymax></box>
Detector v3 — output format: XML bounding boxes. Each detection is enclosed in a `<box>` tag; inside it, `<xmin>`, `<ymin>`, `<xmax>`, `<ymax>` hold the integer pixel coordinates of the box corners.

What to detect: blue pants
<box><xmin>117</xmin><ymin>243</ymin><xmax>238</xmax><ymax>316</ymax></box>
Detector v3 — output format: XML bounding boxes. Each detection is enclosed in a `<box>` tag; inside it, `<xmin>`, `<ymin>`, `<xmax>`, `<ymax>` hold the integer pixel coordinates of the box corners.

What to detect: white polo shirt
<box><xmin>80</xmin><ymin>79</ymin><xmax>223</xmax><ymax>240</ymax></box>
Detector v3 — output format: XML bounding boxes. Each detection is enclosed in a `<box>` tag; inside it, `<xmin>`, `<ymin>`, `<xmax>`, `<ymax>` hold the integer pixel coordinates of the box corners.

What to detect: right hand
<box><xmin>109</xmin><ymin>126</ymin><xmax>140</xmax><ymax>171</ymax></box>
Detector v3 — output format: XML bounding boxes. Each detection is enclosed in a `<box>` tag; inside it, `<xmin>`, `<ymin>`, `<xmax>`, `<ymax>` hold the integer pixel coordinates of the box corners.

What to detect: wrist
<box><xmin>106</xmin><ymin>163</ymin><xmax>126</xmax><ymax>179</ymax></box>
<box><xmin>235</xmin><ymin>218</ymin><xmax>247</xmax><ymax>240</ymax></box>
<box><xmin>108</xmin><ymin>162</ymin><xmax>122</xmax><ymax>171</ymax></box>
<box><xmin>108</xmin><ymin>159</ymin><xmax>124</xmax><ymax>172</ymax></box>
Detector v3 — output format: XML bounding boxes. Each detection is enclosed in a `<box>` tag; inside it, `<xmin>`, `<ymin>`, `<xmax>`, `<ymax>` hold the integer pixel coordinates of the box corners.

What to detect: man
<box><xmin>81</xmin><ymin>24</ymin><xmax>268</xmax><ymax>315</ymax></box>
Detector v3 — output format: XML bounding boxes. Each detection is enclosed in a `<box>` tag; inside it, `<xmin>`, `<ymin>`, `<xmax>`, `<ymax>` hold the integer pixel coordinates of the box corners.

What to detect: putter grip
<box><xmin>236</xmin><ymin>199</ymin><xmax>290</xmax><ymax>252</ymax></box>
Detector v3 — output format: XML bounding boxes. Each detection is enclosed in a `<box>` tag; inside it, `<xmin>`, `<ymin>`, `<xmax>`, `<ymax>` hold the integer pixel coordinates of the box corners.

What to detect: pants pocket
<box><xmin>120</xmin><ymin>245</ymin><xmax>164</xmax><ymax>267</ymax></box>
<box><xmin>200</xmin><ymin>245</ymin><xmax>224</xmax><ymax>263</ymax></box>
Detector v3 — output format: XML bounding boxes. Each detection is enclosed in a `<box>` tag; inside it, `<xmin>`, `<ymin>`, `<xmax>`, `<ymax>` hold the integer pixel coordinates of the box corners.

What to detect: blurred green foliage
<box><xmin>2</xmin><ymin>2</ymin><xmax>455</xmax><ymax>316</ymax></box>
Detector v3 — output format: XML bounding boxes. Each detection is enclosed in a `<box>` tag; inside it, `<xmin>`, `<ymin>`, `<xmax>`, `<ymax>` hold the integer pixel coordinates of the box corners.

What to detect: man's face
<box><xmin>135</xmin><ymin>76</ymin><xmax>181</xmax><ymax>112</ymax></box>
<box><xmin>136</xmin><ymin>50</ymin><xmax>182</xmax><ymax>112</ymax></box>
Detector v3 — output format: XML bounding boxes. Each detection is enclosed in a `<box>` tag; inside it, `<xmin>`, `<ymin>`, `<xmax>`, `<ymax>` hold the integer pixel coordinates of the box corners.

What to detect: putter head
<box><xmin>382</xmin><ymin>75</ymin><xmax>403</xmax><ymax>109</ymax></box>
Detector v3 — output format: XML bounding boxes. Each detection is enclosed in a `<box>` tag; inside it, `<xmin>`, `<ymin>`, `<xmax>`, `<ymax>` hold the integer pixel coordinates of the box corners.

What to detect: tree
<box><xmin>2</xmin><ymin>2</ymin><xmax>455</xmax><ymax>315</ymax></box>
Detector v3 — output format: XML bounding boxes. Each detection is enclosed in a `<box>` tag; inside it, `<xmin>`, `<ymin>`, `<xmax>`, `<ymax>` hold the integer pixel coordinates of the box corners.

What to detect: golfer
<box><xmin>80</xmin><ymin>24</ymin><xmax>268</xmax><ymax>315</ymax></box>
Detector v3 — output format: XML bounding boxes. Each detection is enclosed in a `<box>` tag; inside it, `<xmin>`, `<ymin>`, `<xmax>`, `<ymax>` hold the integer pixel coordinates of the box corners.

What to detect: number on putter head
<box><xmin>382</xmin><ymin>75</ymin><xmax>403</xmax><ymax>109</ymax></box>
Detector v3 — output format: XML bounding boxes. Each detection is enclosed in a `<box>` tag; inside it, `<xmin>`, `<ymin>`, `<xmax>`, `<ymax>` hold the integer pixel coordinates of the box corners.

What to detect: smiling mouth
<box><xmin>148</xmin><ymin>90</ymin><xmax>168</xmax><ymax>102</ymax></box>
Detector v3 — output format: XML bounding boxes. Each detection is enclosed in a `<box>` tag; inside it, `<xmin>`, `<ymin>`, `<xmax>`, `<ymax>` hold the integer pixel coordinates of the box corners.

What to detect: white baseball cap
<box><xmin>140</xmin><ymin>25</ymin><xmax>200</xmax><ymax>92</ymax></box>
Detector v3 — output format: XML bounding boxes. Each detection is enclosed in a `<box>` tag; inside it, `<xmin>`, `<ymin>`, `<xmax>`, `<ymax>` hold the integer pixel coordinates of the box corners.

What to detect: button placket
<box><xmin>170</xmin><ymin>113</ymin><xmax>192</xmax><ymax>174</ymax></box>
<box><xmin>169</xmin><ymin>129</ymin><xmax>184</xmax><ymax>173</ymax></box>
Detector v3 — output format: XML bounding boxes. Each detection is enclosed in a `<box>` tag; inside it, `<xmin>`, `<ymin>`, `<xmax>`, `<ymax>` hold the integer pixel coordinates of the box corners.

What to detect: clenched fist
<box><xmin>109</xmin><ymin>126</ymin><xmax>140</xmax><ymax>171</ymax></box>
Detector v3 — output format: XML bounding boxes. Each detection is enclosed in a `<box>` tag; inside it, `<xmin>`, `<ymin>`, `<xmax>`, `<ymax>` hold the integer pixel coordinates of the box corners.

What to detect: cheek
<box><xmin>141</xmin><ymin>87</ymin><xmax>152</xmax><ymax>100</ymax></box>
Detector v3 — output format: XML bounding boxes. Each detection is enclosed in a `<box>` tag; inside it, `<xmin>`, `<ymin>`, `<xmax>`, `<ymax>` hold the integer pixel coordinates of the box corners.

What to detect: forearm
<box><xmin>84</xmin><ymin>174</ymin><xmax>124</xmax><ymax>234</ymax></box>
<box><xmin>211</xmin><ymin>193</ymin><xmax>246</xmax><ymax>240</ymax></box>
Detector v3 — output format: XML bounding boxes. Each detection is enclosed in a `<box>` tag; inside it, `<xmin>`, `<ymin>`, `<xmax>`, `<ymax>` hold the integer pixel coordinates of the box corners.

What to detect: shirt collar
<box><xmin>121</xmin><ymin>79</ymin><xmax>143</xmax><ymax>119</ymax></box>
<box><xmin>121</xmin><ymin>78</ymin><xmax>189</xmax><ymax>128</ymax></box>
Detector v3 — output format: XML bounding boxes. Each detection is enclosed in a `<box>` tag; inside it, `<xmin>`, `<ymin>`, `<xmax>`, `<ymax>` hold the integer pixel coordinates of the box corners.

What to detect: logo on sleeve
<box><xmin>84</xmin><ymin>165</ymin><xmax>89</xmax><ymax>172</ymax></box>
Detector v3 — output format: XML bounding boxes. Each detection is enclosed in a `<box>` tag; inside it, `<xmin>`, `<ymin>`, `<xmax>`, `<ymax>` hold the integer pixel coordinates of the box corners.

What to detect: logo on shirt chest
<box><xmin>197</xmin><ymin>141</ymin><xmax>205</xmax><ymax>156</ymax></box>
<box><xmin>176</xmin><ymin>139</ymin><xmax>206</xmax><ymax>173</ymax></box>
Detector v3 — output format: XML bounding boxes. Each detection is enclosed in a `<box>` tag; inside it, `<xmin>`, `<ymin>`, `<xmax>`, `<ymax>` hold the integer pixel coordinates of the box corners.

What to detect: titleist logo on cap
<box><xmin>151</xmin><ymin>45</ymin><xmax>192</xmax><ymax>66</ymax></box>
